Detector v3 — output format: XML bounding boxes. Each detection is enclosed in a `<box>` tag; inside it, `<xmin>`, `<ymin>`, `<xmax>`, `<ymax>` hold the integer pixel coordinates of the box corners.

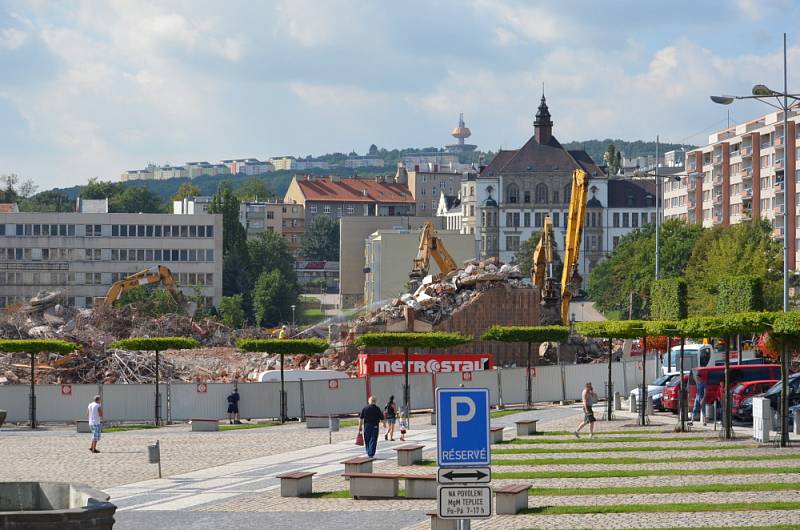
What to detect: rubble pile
<box><xmin>365</xmin><ymin>258</ymin><xmax>530</xmax><ymax>326</ymax></box>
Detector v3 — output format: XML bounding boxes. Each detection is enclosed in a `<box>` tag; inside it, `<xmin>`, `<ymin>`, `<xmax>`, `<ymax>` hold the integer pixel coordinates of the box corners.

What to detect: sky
<box><xmin>1</xmin><ymin>0</ymin><xmax>800</xmax><ymax>188</ymax></box>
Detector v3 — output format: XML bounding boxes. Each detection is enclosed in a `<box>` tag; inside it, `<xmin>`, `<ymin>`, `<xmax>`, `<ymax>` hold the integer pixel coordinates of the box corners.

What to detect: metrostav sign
<box><xmin>356</xmin><ymin>353</ymin><xmax>494</xmax><ymax>377</ymax></box>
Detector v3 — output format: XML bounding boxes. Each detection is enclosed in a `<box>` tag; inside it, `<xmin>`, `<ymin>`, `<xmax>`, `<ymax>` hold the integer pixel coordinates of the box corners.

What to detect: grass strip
<box><xmin>490</xmin><ymin>409</ymin><xmax>528</xmax><ymax>418</ymax></box>
<box><xmin>104</xmin><ymin>424</ymin><xmax>158</xmax><ymax>433</ymax></box>
<box><xmin>501</xmin><ymin>435</ymin><xmax>708</xmax><ymax>445</ymax></box>
<box><xmin>218</xmin><ymin>421</ymin><xmax>280</xmax><ymax>431</ymax></box>
<box><xmin>311</xmin><ymin>489</ymin><xmax>406</xmax><ymax>499</ymax></box>
<box><xmin>494</xmin><ymin>466</ymin><xmax>800</xmax><ymax>479</ymax></box>
<box><xmin>528</xmin><ymin>481</ymin><xmax>800</xmax><ymax>496</ymax></box>
<box><xmin>520</xmin><ymin>500</ymin><xmax>800</xmax><ymax>515</ymax></box>
<box><xmin>339</xmin><ymin>420</ymin><xmax>359</xmax><ymax>428</ymax></box>
<box><xmin>494</xmin><ymin>453</ymin><xmax>800</xmax><ymax>466</ymax></box>
<box><xmin>494</xmin><ymin>444</ymin><xmax>753</xmax><ymax>455</ymax></box>
<box><xmin>539</xmin><ymin>429</ymin><xmax>665</xmax><ymax>436</ymax></box>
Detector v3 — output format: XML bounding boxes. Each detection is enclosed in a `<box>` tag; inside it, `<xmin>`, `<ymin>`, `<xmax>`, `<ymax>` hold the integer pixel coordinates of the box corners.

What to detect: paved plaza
<box><xmin>3</xmin><ymin>405</ymin><xmax>800</xmax><ymax>529</ymax></box>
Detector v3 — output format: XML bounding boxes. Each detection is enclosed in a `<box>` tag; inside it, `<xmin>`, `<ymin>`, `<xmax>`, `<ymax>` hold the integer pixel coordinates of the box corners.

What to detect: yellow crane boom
<box><xmin>531</xmin><ymin>215</ymin><xmax>560</xmax><ymax>321</ymax></box>
<box><xmin>560</xmin><ymin>169</ymin><xmax>588</xmax><ymax>324</ymax></box>
<box><xmin>409</xmin><ymin>221</ymin><xmax>458</xmax><ymax>287</ymax></box>
<box><xmin>100</xmin><ymin>265</ymin><xmax>196</xmax><ymax>316</ymax></box>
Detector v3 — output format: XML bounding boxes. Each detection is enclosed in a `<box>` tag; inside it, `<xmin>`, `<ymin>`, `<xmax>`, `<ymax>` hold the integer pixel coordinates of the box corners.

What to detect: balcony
<box><xmin>775</xmin><ymin>136</ymin><xmax>784</xmax><ymax>146</ymax></box>
<box><xmin>712</xmin><ymin>194</ymin><xmax>723</xmax><ymax>206</ymax></box>
<box><xmin>741</xmin><ymin>188</ymin><xmax>753</xmax><ymax>200</ymax></box>
<box><xmin>774</xmin><ymin>203</ymin><xmax>785</xmax><ymax>215</ymax></box>
<box><xmin>713</xmin><ymin>175</ymin><xmax>724</xmax><ymax>186</ymax></box>
<box><xmin>713</xmin><ymin>155</ymin><xmax>723</xmax><ymax>164</ymax></box>
<box><xmin>773</xmin><ymin>227</ymin><xmax>784</xmax><ymax>237</ymax></box>
<box><xmin>741</xmin><ymin>146</ymin><xmax>753</xmax><ymax>157</ymax></box>
<box><xmin>775</xmin><ymin>159</ymin><xmax>784</xmax><ymax>169</ymax></box>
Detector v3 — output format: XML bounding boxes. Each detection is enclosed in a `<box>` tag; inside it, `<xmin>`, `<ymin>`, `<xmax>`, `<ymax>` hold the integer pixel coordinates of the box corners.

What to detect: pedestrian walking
<box><xmin>87</xmin><ymin>395</ymin><xmax>103</xmax><ymax>453</ymax></box>
<box><xmin>574</xmin><ymin>382</ymin><xmax>597</xmax><ymax>438</ymax></box>
<box><xmin>358</xmin><ymin>396</ymin><xmax>386</xmax><ymax>458</ymax></box>
<box><xmin>692</xmin><ymin>371</ymin><xmax>706</xmax><ymax>422</ymax></box>
<box><xmin>227</xmin><ymin>387</ymin><xmax>241</xmax><ymax>424</ymax></box>
<box><xmin>384</xmin><ymin>395</ymin><xmax>397</xmax><ymax>441</ymax></box>
<box><xmin>398</xmin><ymin>408</ymin><xmax>408</xmax><ymax>441</ymax></box>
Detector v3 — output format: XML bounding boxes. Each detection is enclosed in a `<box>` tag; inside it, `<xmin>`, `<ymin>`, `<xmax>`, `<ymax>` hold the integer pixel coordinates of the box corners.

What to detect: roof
<box><xmin>0</xmin><ymin>203</ymin><xmax>18</xmax><ymax>213</ymax></box>
<box><xmin>294</xmin><ymin>177</ymin><xmax>415</xmax><ymax>204</ymax></box>
<box><xmin>607</xmin><ymin>179</ymin><xmax>656</xmax><ymax>208</ymax></box>
<box><xmin>440</xmin><ymin>195</ymin><xmax>460</xmax><ymax>211</ymax></box>
<box><xmin>479</xmin><ymin>136</ymin><xmax>603</xmax><ymax>177</ymax></box>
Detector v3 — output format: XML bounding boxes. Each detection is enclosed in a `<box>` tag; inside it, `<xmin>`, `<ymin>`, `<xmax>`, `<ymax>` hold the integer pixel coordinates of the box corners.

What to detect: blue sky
<box><xmin>1</xmin><ymin>0</ymin><xmax>799</xmax><ymax>188</ymax></box>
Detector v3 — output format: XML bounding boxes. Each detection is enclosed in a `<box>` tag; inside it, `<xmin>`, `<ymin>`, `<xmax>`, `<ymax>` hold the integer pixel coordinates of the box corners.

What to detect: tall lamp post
<box><xmin>291</xmin><ymin>304</ymin><xmax>296</xmax><ymax>328</ymax></box>
<box><xmin>710</xmin><ymin>32</ymin><xmax>799</xmax><ymax>447</ymax></box>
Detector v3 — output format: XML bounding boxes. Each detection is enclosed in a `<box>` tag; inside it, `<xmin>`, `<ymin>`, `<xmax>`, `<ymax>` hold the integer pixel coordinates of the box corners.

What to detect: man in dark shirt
<box><xmin>358</xmin><ymin>396</ymin><xmax>386</xmax><ymax>457</ymax></box>
<box><xmin>227</xmin><ymin>388</ymin><xmax>241</xmax><ymax>425</ymax></box>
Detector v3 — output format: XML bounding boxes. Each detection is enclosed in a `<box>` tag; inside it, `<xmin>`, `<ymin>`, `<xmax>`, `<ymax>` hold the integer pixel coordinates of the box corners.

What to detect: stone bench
<box><xmin>276</xmin><ymin>471</ymin><xmax>315</xmax><ymax>497</ymax></box>
<box><xmin>427</xmin><ymin>511</ymin><xmax>457</xmax><ymax>530</ymax></box>
<box><xmin>306</xmin><ymin>416</ymin><xmax>339</xmax><ymax>429</ymax></box>
<box><xmin>190</xmin><ymin>419</ymin><xmax>219</xmax><ymax>432</ymax></box>
<box><xmin>341</xmin><ymin>456</ymin><xmax>374</xmax><ymax>476</ymax></box>
<box><xmin>402</xmin><ymin>474</ymin><xmax>436</xmax><ymax>499</ymax></box>
<box><xmin>76</xmin><ymin>420</ymin><xmax>91</xmax><ymax>433</ymax></box>
<box><xmin>490</xmin><ymin>426</ymin><xmax>504</xmax><ymax>444</ymax></box>
<box><xmin>393</xmin><ymin>444</ymin><xmax>424</xmax><ymax>466</ymax></box>
<box><xmin>515</xmin><ymin>419</ymin><xmax>538</xmax><ymax>436</ymax></box>
<box><xmin>495</xmin><ymin>484</ymin><xmax>530</xmax><ymax>514</ymax></box>
<box><xmin>344</xmin><ymin>472</ymin><xmax>399</xmax><ymax>499</ymax></box>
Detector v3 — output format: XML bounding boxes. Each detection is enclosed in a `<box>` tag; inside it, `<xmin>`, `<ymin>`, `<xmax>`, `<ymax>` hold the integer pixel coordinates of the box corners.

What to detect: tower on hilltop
<box><xmin>446</xmin><ymin>113</ymin><xmax>477</xmax><ymax>152</ymax></box>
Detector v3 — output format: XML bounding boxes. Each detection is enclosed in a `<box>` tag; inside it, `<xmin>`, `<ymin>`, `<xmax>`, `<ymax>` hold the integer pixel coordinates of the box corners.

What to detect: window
<box><xmin>469</xmin><ymin>205</ymin><xmax>474</xmax><ymax>216</ymax></box>
<box><xmin>121</xmin><ymin>225</ymin><xmax>129</xmax><ymax>237</ymax></box>
<box><xmin>309</xmin><ymin>205</ymin><xmax>317</xmax><ymax>214</ymax></box>
<box><xmin>523</xmin><ymin>191</ymin><xmax>531</xmax><ymax>203</ymax></box>
<box><xmin>505</xmin><ymin>235</ymin><xmax>520</xmax><ymax>252</ymax></box>
<box><xmin>613</xmin><ymin>236</ymin><xmax>620</xmax><ymax>249</ymax></box>
<box><xmin>613</xmin><ymin>212</ymin><xmax>620</xmax><ymax>227</ymax></box>
<box><xmin>138</xmin><ymin>225</ymin><xmax>145</xmax><ymax>237</ymax></box>
<box><xmin>563</xmin><ymin>184</ymin><xmax>571</xmax><ymax>203</ymax></box>
<box><xmin>346</xmin><ymin>205</ymin><xmax>354</xmax><ymax>215</ymax></box>
<box><xmin>206</xmin><ymin>226</ymin><xmax>213</xmax><ymax>238</ymax></box>
<box><xmin>534</xmin><ymin>212</ymin><xmax>543</xmax><ymax>227</ymax></box>
<box><xmin>632</xmin><ymin>213</ymin><xmax>639</xmax><ymax>228</ymax></box>
<box><xmin>85</xmin><ymin>224</ymin><xmax>101</xmax><ymax>237</ymax></box>
<box><xmin>552</xmin><ymin>191</ymin><xmax>559</xmax><ymax>203</ymax></box>
<box><xmin>506</xmin><ymin>184</ymin><xmax>519</xmax><ymax>204</ymax></box>
<box><xmin>622</xmin><ymin>212</ymin><xmax>629</xmax><ymax>227</ymax></box>
<box><xmin>324</xmin><ymin>205</ymin><xmax>332</xmax><ymax>214</ymax></box>
<box><xmin>553</xmin><ymin>212</ymin><xmax>560</xmax><ymax>227</ymax></box>
<box><xmin>180</xmin><ymin>225</ymin><xmax>188</xmax><ymax>237</ymax></box>
<box><xmin>524</xmin><ymin>212</ymin><xmax>531</xmax><ymax>227</ymax></box>
<box><xmin>15</xmin><ymin>224</ymin><xmax>22</xmax><ymax>236</ymax></box>
<box><xmin>535</xmin><ymin>183</ymin><xmax>548</xmax><ymax>203</ymax></box>
<box><xmin>266</xmin><ymin>211</ymin><xmax>274</xmax><ymax>220</ymax></box>
<box><xmin>112</xmin><ymin>225</ymin><xmax>119</xmax><ymax>236</ymax></box>
<box><xmin>147</xmin><ymin>225</ymin><xmax>154</xmax><ymax>237</ymax></box>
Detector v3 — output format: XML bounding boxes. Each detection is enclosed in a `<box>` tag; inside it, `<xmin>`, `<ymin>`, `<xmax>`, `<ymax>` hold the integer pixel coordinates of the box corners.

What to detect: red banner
<box><xmin>357</xmin><ymin>354</ymin><xmax>494</xmax><ymax>377</ymax></box>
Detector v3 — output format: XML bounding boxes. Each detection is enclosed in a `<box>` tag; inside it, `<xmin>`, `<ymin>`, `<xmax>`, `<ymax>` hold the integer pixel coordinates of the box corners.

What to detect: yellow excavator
<box><xmin>530</xmin><ymin>169</ymin><xmax>588</xmax><ymax>325</ymax></box>
<box><xmin>98</xmin><ymin>265</ymin><xmax>197</xmax><ymax>316</ymax></box>
<box><xmin>409</xmin><ymin>221</ymin><xmax>458</xmax><ymax>290</ymax></box>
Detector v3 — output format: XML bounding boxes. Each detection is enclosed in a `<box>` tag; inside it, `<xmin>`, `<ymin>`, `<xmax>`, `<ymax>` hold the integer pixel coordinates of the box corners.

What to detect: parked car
<box><xmin>731</xmin><ymin>380</ymin><xmax>778</xmax><ymax>419</ymax></box>
<box><xmin>661</xmin><ymin>374</ymin><xmax>690</xmax><ymax>413</ymax></box>
<box><xmin>629</xmin><ymin>372</ymin><xmax>679</xmax><ymax>411</ymax></box>
<box><xmin>734</xmin><ymin>373</ymin><xmax>800</xmax><ymax>423</ymax></box>
<box><xmin>687</xmin><ymin>364</ymin><xmax>781</xmax><ymax>408</ymax></box>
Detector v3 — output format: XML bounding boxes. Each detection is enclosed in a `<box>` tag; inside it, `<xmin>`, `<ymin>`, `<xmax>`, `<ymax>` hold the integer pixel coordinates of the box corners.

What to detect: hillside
<box><xmin>561</xmin><ymin>139</ymin><xmax>696</xmax><ymax>165</ymax></box>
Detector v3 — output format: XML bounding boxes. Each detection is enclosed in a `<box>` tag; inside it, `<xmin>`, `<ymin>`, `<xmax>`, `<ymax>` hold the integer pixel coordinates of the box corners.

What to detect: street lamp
<box><xmin>290</xmin><ymin>304</ymin><xmax>296</xmax><ymax>328</ymax></box>
<box><xmin>710</xmin><ymin>32</ymin><xmax>800</xmax><ymax>447</ymax></box>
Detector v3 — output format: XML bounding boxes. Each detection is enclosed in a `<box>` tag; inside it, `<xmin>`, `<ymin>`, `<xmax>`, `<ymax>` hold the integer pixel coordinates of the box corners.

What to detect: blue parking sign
<box><xmin>436</xmin><ymin>388</ymin><xmax>491</xmax><ymax>468</ymax></box>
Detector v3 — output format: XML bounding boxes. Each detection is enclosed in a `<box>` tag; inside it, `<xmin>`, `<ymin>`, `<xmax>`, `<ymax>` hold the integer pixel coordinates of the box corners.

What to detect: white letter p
<box><xmin>450</xmin><ymin>396</ymin><xmax>475</xmax><ymax>437</ymax></box>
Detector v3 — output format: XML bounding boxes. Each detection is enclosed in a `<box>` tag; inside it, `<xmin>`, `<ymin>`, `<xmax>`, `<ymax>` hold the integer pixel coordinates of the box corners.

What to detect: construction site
<box><xmin>0</xmin><ymin>169</ymin><xmax>605</xmax><ymax>387</ymax></box>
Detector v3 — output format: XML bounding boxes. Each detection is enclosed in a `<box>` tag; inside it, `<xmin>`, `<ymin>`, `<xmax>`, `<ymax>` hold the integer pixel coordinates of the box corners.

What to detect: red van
<box><xmin>661</xmin><ymin>374</ymin><xmax>689</xmax><ymax>413</ymax></box>
<box><xmin>688</xmin><ymin>364</ymin><xmax>781</xmax><ymax>407</ymax></box>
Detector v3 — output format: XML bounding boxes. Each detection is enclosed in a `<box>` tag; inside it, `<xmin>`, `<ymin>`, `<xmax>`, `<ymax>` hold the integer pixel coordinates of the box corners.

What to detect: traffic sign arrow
<box><xmin>437</xmin><ymin>466</ymin><xmax>491</xmax><ymax>484</ymax></box>
<box><xmin>443</xmin><ymin>470</ymin><xmax>487</xmax><ymax>481</ymax></box>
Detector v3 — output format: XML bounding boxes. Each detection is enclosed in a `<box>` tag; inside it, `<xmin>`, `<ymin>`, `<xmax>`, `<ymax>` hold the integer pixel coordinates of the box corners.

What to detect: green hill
<box><xmin>562</xmin><ymin>139</ymin><xmax>696</xmax><ymax>165</ymax></box>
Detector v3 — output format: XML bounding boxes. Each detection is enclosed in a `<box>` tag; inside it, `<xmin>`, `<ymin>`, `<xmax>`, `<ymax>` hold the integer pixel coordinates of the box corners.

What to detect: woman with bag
<box><xmin>357</xmin><ymin>396</ymin><xmax>386</xmax><ymax>457</ymax></box>
<box><xmin>384</xmin><ymin>395</ymin><xmax>397</xmax><ymax>441</ymax></box>
<box><xmin>574</xmin><ymin>382</ymin><xmax>598</xmax><ymax>438</ymax></box>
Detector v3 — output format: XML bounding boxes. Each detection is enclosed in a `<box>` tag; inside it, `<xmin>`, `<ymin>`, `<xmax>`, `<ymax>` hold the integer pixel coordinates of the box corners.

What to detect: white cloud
<box><xmin>0</xmin><ymin>28</ymin><xmax>27</xmax><ymax>50</ymax></box>
<box><xmin>473</xmin><ymin>0</ymin><xmax>567</xmax><ymax>46</ymax></box>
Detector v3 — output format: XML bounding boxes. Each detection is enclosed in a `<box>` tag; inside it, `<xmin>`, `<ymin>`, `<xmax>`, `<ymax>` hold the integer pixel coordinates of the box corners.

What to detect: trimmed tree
<box><xmin>237</xmin><ymin>338</ymin><xmax>330</xmax><ymax>423</ymax></box>
<box><xmin>651</xmin><ymin>278</ymin><xmax>689</xmax><ymax>428</ymax></box>
<box><xmin>576</xmin><ymin>321</ymin><xmax>646</xmax><ymax>423</ymax></box>
<box><xmin>355</xmin><ymin>332</ymin><xmax>471</xmax><ymax>427</ymax></box>
<box><xmin>482</xmin><ymin>326</ymin><xmax>570</xmax><ymax>408</ymax></box>
<box><xmin>763</xmin><ymin>311</ymin><xmax>796</xmax><ymax>448</ymax></box>
<box><xmin>0</xmin><ymin>339</ymin><xmax>76</xmax><ymax>428</ymax></box>
<box><xmin>111</xmin><ymin>337</ymin><xmax>200</xmax><ymax>426</ymax></box>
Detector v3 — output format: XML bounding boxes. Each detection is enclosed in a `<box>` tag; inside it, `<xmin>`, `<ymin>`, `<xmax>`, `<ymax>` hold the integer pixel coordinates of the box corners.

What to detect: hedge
<box><xmin>237</xmin><ymin>338</ymin><xmax>330</xmax><ymax>354</ymax></box>
<box><xmin>770</xmin><ymin>311</ymin><xmax>800</xmax><ymax>336</ymax></box>
<box><xmin>643</xmin><ymin>320</ymin><xmax>680</xmax><ymax>337</ymax></box>
<box><xmin>651</xmin><ymin>279</ymin><xmax>688</xmax><ymax>320</ymax></box>
<box><xmin>482</xmin><ymin>325</ymin><xmax>570</xmax><ymax>343</ymax></box>
<box><xmin>0</xmin><ymin>339</ymin><xmax>76</xmax><ymax>354</ymax></box>
<box><xmin>716</xmin><ymin>276</ymin><xmax>764</xmax><ymax>315</ymax></box>
<box><xmin>677</xmin><ymin>313</ymin><xmax>775</xmax><ymax>339</ymax></box>
<box><xmin>575</xmin><ymin>320</ymin><xmax>647</xmax><ymax>339</ymax></box>
<box><xmin>354</xmin><ymin>332</ymin><xmax>471</xmax><ymax>349</ymax></box>
<box><xmin>111</xmin><ymin>337</ymin><xmax>201</xmax><ymax>351</ymax></box>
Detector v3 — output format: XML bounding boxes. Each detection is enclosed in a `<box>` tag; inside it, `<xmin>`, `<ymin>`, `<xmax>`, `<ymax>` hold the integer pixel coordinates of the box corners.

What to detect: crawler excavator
<box><xmin>98</xmin><ymin>265</ymin><xmax>197</xmax><ymax>316</ymax></box>
<box><xmin>531</xmin><ymin>168</ymin><xmax>588</xmax><ymax>325</ymax></box>
<box><xmin>408</xmin><ymin>221</ymin><xmax>458</xmax><ymax>291</ymax></box>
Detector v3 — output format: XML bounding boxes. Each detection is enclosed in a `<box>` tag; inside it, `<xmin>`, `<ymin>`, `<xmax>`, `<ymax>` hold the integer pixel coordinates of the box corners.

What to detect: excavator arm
<box><xmin>560</xmin><ymin>169</ymin><xmax>588</xmax><ymax>324</ymax></box>
<box><xmin>531</xmin><ymin>215</ymin><xmax>554</xmax><ymax>288</ymax></box>
<box><xmin>409</xmin><ymin>221</ymin><xmax>458</xmax><ymax>287</ymax></box>
<box><xmin>101</xmin><ymin>265</ymin><xmax>196</xmax><ymax>316</ymax></box>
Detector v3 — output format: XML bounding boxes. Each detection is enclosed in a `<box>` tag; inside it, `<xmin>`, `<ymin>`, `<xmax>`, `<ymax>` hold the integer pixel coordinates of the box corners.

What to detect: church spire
<box><xmin>534</xmin><ymin>89</ymin><xmax>553</xmax><ymax>144</ymax></box>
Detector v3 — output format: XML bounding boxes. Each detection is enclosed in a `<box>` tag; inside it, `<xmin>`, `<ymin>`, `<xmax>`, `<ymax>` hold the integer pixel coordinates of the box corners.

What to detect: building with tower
<box><xmin>446</xmin><ymin>113</ymin><xmax>477</xmax><ymax>153</ymax></box>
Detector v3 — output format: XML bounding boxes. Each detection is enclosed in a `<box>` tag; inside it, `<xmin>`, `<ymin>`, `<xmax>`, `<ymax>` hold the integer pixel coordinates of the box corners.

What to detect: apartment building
<box><xmin>0</xmin><ymin>210</ymin><xmax>223</xmax><ymax>309</ymax></box>
<box><xmin>222</xmin><ymin>159</ymin><xmax>274</xmax><ymax>175</ymax></box>
<box><xmin>662</xmin><ymin>107</ymin><xmax>800</xmax><ymax>269</ymax></box>
<box><xmin>398</xmin><ymin>162</ymin><xmax>467</xmax><ymax>216</ymax></box>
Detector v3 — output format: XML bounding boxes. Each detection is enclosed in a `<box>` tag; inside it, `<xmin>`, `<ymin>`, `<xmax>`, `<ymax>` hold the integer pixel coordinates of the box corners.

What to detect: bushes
<box><xmin>482</xmin><ymin>325</ymin><xmax>569</xmax><ymax>343</ymax></box>
<box><xmin>716</xmin><ymin>276</ymin><xmax>764</xmax><ymax>315</ymax></box>
<box><xmin>111</xmin><ymin>337</ymin><xmax>200</xmax><ymax>351</ymax></box>
<box><xmin>576</xmin><ymin>320</ymin><xmax>647</xmax><ymax>339</ymax></box>
<box><xmin>651</xmin><ymin>279</ymin><xmax>687</xmax><ymax>320</ymax></box>
<box><xmin>0</xmin><ymin>339</ymin><xmax>76</xmax><ymax>354</ymax></box>
<box><xmin>218</xmin><ymin>295</ymin><xmax>246</xmax><ymax>328</ymax></box>
<box><xmin>354</xmin><ymin>332</ymin><xmax>471</xmax><ymax>349</ymax></box>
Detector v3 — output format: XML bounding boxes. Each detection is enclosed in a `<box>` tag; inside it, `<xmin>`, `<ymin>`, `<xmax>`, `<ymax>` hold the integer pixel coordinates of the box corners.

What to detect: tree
<box><xmin>588</xmin><ymin>219</ymin><xmax>704</xmax><ymax>319</ymax></box>
<box><xmin>235</xmin><ymin>177</ymin><xmax>271</xmax><ymax>201</ymax></box>
<box><xmin>685</xmin><ymin>220</ymin><xmax>781</xmax><ymax>316</ymax></box>
<box><xmin>368</xmin><ymin>144</ymin><xmax>379</xmax><ymax>156</ymax></box>
<box><xmin>299</xmin><ymin>215</ymin><xmax>339</xmax><ymax>261</ymax></box>
<box><xmin>172</xmin><ymin>182</ymin><xmax>201</xmax><ymax>202</ymax></box>
<box><xmin>218</xmin><ymin>295</ymin><xmax>245</xmax><ymax>328</ymax></box>
<box><xmin>603</xmin><ymin>144</ymin><xmax>622</xmax><ymax>176</ymax></box>
<box><xmin>117</xmin><ymin>287</ymin><xmax>180</xmax><ymax>317</ymax></box>
<box><xmin>247</xmin><ymin>230</ymin><xmax>297</xmax><ymax>283</ymax></box>
<box><xmin>81</xmin><ymin>178</ymin><xmax>123</xmax><ymax>199</ymax></box>
<box><xmin>110</xmin><ymin>186</ymin><xmax>164</xmax><ymax>213</ymax></box>
<box><xmin>0</xmin><ymin>174</ymin><xmax>39</xmax><ymax>204</ymax></box>
<box><xmin>18</xmin><ymin>190</ymin><xmax>72</xmax><ymax>212</ymax></box>
<box><xmin>208</xmin><ymin>183</ymin><xmax>250</xmax><ymax>297</ymax></box>
<box><xmin>252</xmin><ymin>269</ymin><xmax>299</xmax><ymax>327</ymax></box>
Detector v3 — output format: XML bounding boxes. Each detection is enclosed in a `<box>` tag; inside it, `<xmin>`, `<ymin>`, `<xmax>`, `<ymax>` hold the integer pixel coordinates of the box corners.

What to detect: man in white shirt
<box><xmin>87</xmin><ymin>395</ymin><xmax>103</xmax><ymax>453</ymax></box>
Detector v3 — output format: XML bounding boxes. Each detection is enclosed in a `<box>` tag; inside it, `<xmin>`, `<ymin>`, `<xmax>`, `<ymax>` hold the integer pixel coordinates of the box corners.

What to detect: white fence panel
<box><xmin>369</xmin><ymin>374</ymin><xmax>407</xmax><ymax>412</ymax></box>
<box><xmin>104</xmin><ymin>384</ymin><xmax>163</xmax><ymax>422</ymax></box>
<box><xmin>500</xmin><ymin>368</ymin><xmax>527</xmax><ymax>405</ymax></box>
<box><xmin>238</xmin><ymin>382</ymin><xmax>280</xmax><ymax>419</ymax></box>
<box><xmin>36</xmin><ymin>384</ymin><xmax>99</xmax><ymax>422</ymax></box>
<box><xmin>170</xmin><ymin>383</ymin><xmax>234</xmax><ymax>420</ymax></box>
<box><xmin>435</xmin><ymin>370</ymin><xmax>500</xmax><ymax>405</ymax></box>
<box><xmin>531</xmin><ymin>365</ymin><xmax>564</xmax><ymax>403</ymax></box>
<box><xmin>302</xmin><ymin>377</ymin><xmax>365</xmax><ymax>417</ymax></box>
<box><xmin>0</xmin><ymin>385</ymin><xmax>30</xmax><ymax>422</ymax></box>
<box><xmin>411</xmin><ymin>373</ymin><xmax>434</xmax><ymax>410</ymax></box>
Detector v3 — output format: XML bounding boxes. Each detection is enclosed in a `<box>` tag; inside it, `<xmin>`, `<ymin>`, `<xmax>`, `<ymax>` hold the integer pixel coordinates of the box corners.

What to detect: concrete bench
<box><xmin>276</xmin><ymin>471</ymin><xmax>315</xmax><ymax>497</ymax></box>
<box><xmin>490</xmin><ymin>426</ymin><xmax>504</xmax><ymax>444</ymax></box>
<box><xmin>344</xmin><ymin>472</ymin><xmax>399</xmax><ymax>499</ymax></box>
<box><xmin>76</xmin><ymin>420</ymin><xmax>91</xmax><ymax>433</ymax></box>
<box><xmin>401</xmin><ymin>474</ymin><xmax>436</xmax><ymax>499</ymax></box>
<box><xmin>393</xmin><ymin>444</ymin><xmax>424</xmax><ymax>466</ymax></box>
<box><xmin>426</xmin><ymin>511</ymin><xmax>457</xmax><ymax>530</ymax></box>
<box><xmin>190</xmin><ymin>419</ymin><xmax>219</xmax><ymax>432</ymax></box>
<box><xmin>306</xmin><ymin>416</ymin><xmax>339</xmax><ymax>429</ymax></box>
<box><xmin>495</xmin><ymin>484</ymin><xmax>530</xmax><ymax>514</ymax></box>
<box><xmin>341</xmin><ymin>456</ymin><xmax>374</xmax><ymax>476</ymax></box>
<box><xmin>515</xmin><ymin>419</ymin><xmax>538</xmax><ymax>436</ymax></box>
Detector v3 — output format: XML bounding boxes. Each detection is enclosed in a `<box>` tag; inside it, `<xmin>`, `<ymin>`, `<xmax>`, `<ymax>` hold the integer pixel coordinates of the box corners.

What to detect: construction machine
<box><xmin>98</xmin><ymin>265</ymin><xmax>197</xmax><ymax>316</ymax></box>
<box><xmin>408</xmin><ymin>221</ymin><xmax>458</xmax><ymax>290</ymax></box>
<box><xmin>529</xmin><ymin>169</ymin><xmax>587</xmax><ymax>325</ymax></box>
